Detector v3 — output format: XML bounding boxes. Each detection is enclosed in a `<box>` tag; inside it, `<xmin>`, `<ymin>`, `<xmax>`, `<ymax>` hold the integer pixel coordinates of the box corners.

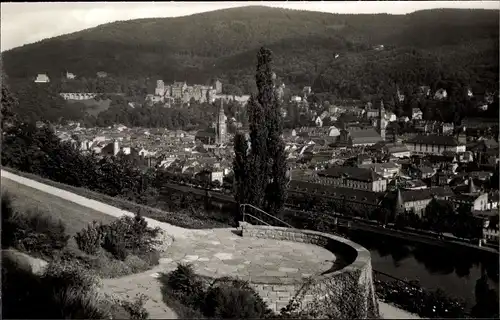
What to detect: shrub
<box><xmin>100</xmin><ymin>213</ymin><xmax>160</xmax><ymax>260</ymax></box>
<box><xmin>167</xmin><ymin>263</ymin><xmax>205</xmax><ymax>307</ymax></box>
<box><xmin>124</xmin><ymin>255</ymin><xmax>150</xmax><ymax>273</ymax></box>
<box><xmin>102</xmin><ymin>229</ymin><xmax>129</xmax><ymax>261</ymax></box>
<box><xmin>43</xmin><ymin>260</ymin><xmax>100</xmax><ymax>292</ymax></box>
<box><xmin>202</xmin><ymin>278</ymin><xmax>272</xmax><ymax>319</ymax></box>
<box><xmin>161</xmin><ymin>267</ymin><xmax>273</xmax><ymax>320</ymax></box>
<box><xmin>1</xmin><ymin>192</ymin><xmax>16</xmax><ymax>248</ymax></box>
<box><xmin>75</xmin><ymin>221</ymin><xmax>106</xmax><ymax>255</ymax></box>
<box><xmin>119</xmin><ymin>294</ymin><xmax>150</xmax><ymax>320</ymax></box>
<box><xmin>2</xmin><ymin>201</ymin><xmax>70</xmax><ymax>258</ymax></box>
<box><xmin>123</xmin><ymin>213</ymin><xmax>161</xmax><ymax>252</ymax></box>
<box><xmin>2</xmin><ymin>256</ymin><xmax>110</xmax><ymax>319</ymax></box>
<box><xmin>47</xmin><ymin>286</ymin><xmax>111</xmax><ymax>319</ymax></box>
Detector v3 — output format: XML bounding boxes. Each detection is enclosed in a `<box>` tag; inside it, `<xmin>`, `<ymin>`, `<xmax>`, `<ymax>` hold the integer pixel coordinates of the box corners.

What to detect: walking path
<box><xmin>1</xmin><ymin>170</ymin><xmax>420</xmax><ymax>319</ymax></box>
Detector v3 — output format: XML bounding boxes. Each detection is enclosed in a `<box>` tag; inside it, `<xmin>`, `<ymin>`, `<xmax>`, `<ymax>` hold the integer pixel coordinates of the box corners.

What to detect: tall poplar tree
<box><xmin>233</xmin><ymin>47</ymin><xmax>288</xmax><ymax>221</ymax></box>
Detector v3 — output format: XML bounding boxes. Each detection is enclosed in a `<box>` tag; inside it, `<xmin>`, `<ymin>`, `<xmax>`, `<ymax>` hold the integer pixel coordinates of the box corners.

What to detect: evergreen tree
<box><xmin>1</xmin><ymin>82</ymin><xmax>18</xmax><ymax>127</ymax></box>
<box><xmin>233</xmin><ymin>47</ymin><xmax>288</xmax><ymax>221</ymax></box>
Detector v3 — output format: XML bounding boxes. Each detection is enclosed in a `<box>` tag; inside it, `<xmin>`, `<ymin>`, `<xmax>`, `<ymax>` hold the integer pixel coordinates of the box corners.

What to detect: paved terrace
<box><xmin>103</xmin><ymin>228</ymin><xmax>338</xmax><ymax>318</ymax></box>
<box><xmin>1</xmin><ymin>170</ymin><xmax>420</xmax><ymax>319</ymax></box>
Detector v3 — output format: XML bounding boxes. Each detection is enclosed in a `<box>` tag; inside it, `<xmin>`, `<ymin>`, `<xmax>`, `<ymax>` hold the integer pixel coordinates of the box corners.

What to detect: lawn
<box><xmin>1</xmin><ymin>167</ymin><xmax>231</xmax><ymax>229</ymax></box>
<box><xmin>1</xmin><ymin>177</ymin><xmax>116</xmax><ymax>236</ymax></box>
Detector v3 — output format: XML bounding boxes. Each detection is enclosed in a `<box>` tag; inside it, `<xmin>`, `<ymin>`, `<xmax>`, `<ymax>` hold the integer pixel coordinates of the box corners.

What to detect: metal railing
<box><xmin>240</xmin><ymin>203</ymin><xmax>295</xmax><ymax>229</ymax></box>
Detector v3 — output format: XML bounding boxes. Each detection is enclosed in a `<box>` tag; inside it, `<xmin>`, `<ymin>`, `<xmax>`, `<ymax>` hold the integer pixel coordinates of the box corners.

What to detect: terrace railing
<box><xmin>240</xmin><ymin>203</ymin><xmax>294</xmax><ymax>229</ymax></box>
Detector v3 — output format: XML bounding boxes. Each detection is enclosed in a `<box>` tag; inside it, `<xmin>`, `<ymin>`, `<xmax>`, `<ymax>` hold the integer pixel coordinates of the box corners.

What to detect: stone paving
<box><xmin>158</xmin><ymin>228</ymin><xmax>338</xmax><ymax>282</ymax></box>
<box><xmin>101</xmin><ymin>228</ymin><xmax>337</xmax><ymax>318</ymax></box>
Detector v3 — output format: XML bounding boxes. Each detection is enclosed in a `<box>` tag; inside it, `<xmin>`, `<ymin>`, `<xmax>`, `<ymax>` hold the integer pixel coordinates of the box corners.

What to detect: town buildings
<box><xmin>60</xmin><ymin>93</ymin><xmax>98</xmax><ymax>100</ymax></box>
<box><xmin>315</xmin><ymin>167</ymin><xmax>387</xmax><ymax>192</ymax></box>
<box><xmin>405</xmin><ymin>135</ymin><xmax>466</xmax><ymax>155</ymax></box>
<box><xmin>34</xmin><ymin>74</ymin><xmax>50</xmax><ymax>83</ymax></box>
<box><xmin>50</xmin><ymin>82</ymin><xmax>498</xmax><ymax>243</ymax></box>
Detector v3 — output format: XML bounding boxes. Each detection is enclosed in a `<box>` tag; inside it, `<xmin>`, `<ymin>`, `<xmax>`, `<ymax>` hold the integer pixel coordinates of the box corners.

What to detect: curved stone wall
<box><xmin>238</xmin><ymin>222</ymin><xmax>379</xmax><ymax>318</ymax></box>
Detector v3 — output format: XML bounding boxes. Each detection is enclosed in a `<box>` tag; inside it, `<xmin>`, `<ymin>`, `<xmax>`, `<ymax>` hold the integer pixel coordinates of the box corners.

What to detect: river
<box><xmin>348</xmin><ymin>230</ymin><xmax>499</xmax><ymax>310</ymax></box>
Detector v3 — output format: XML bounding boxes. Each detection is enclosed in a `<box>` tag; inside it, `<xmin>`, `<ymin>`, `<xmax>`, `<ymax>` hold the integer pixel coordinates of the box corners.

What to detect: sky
<box><xmin>1</xmin><ymin>1</ymin><xmax>499</xmax><ymax>51</ymax></box>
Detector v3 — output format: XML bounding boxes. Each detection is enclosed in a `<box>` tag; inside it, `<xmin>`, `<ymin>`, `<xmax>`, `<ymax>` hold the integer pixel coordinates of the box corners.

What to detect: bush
<box><xmin>124</xmin><ymin>255</ymin><xmax>150</xmax><ymax>273</ymax></box>
<box><xmin>202</xmin><ymin>278</ymin><xmax>272</xmax><ymax>319</ymax></box>
<box><xmin>99</xmin><ymin>213</ymin><xmax>160</xmax><ymax>259</ymax></box>
<box><xmin>43</xmin><ymin>260</ymin><xmax>100</xmax><ymax>292</ymax></box>
<box><xmin>119</xmin><ymin>294</ymin><xmax>150</xmax><ymax>320</ymax></box>
<box><xmin>166</xmin><ymin>263</ymin><xmax>205</xmax><ymax>308</ymax></box>
<box><xmin>75</xmin><ymin>221</ymin><xmax>106</xmax><ymax>255</ymax></box>
<box><xmin>1</xmin><ymin>192</ymin><xmax>16</xmax><ymax>248</ymax></box>
<box><xmin>102</xmin><ymin>229</ymin><xmax>129</xmax><ymax>261</ymax></box>
<box><xmin>79</xmin><ymin>213</ymin><xmax>160</xmax><ymax>262</ymax></box>
<box><xmin>162</xmin><ymin>266</ymin><xmax>273</xmax><ymax>319</ymax></box>
<box><xmin>1</xmin><ymin>193</ymin><xmax>70</xmax><ymax>259</ymax></box>
<box><xmin>2</xmin><ymin>256</ymin><xmax>110</xmax><ymax>319</ymax></box>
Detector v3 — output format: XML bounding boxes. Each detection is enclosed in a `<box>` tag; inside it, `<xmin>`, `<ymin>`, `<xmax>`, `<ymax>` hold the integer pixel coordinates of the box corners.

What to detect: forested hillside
<box><xmin>2</xmin><ymin>6</ymin><xmax>498</xmax><ymax>98</ymax></box>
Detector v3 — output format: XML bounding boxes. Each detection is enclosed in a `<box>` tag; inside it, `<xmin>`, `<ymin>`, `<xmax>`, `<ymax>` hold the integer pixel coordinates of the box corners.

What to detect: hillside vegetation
<box><xmin>2</xmin><ymin>6</ymin><xmax>498</xmax><ymax>98</ymax></box>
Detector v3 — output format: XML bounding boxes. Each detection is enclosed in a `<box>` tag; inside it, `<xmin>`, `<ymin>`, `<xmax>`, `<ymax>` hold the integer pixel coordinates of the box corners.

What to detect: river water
<box><xmin>348</xmin><ymin>230</ymin><xmax>499</xmax><ymax>310</ymax></box>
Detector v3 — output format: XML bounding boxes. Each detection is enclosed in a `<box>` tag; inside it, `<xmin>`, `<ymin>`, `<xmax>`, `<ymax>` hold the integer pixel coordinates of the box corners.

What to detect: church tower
<box><xmin>216</xmin><ymin>100</ymin><xmax>227</xmax><ymax>144</ymax></box>
<box><xmin>378</xmin><ymin>100</ymin><xmax>387</xmax><ymax>141</ymax></box>
<box><xmin>394</xmin><ymin>188</ymin><xmax>405</xmax><ymax>215</ymax></box>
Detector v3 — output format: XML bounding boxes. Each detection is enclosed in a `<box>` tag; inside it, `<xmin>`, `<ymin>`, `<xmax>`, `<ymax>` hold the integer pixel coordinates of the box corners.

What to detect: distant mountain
<box><xmin>2</xmin><ymin>6</ymin><xmax>499</xmax><ymax>96</ymax></box>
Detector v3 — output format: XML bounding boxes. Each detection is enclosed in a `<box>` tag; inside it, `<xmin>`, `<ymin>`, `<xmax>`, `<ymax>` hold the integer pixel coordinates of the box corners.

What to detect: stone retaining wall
<box><xmin>238</xmin><ymin>222</ymin><xmax>379</xmax><ymax>318</ymax></box>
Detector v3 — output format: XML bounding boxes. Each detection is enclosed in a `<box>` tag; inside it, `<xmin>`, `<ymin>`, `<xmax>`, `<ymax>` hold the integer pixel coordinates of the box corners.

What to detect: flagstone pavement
<box><xmin>101</xmin><ymin>228</ymin><xmax>338</xmax><ymax>319</ymax></box>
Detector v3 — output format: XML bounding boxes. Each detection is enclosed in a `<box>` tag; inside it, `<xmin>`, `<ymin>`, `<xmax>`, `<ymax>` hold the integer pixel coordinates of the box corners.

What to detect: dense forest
<box><xmin>1</xmin><ymin>7</ymin><xmax>498</xmax><ymax>125</ymax></box>
<box><xmin>3</xmin><ymin>7</ymin><xmax>498</xmax><ymax>94</ymax></box>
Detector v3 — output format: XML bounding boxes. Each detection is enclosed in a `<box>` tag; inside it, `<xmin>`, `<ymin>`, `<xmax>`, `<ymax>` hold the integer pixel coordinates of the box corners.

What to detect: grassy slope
<box><xmin>1</xmin><ymin>167</ymin><xmax>230</xmax><ymax>229</ymax></box>
<box><xmin>1</xmin><ymin>177</ymin><xmax>116</xmax><ymax>236</ymax></box>
<box><xmin>1</xmin><ymin>170</ymin><xmax>174</xmax><ymax>278</ymax></box>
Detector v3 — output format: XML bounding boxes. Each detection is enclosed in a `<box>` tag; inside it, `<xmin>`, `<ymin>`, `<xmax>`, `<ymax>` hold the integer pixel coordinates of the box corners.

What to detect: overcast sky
<box><xmin>1</xmin><ymin>1</ymin><xmax>499</xmax><ymax>51</ymax></box>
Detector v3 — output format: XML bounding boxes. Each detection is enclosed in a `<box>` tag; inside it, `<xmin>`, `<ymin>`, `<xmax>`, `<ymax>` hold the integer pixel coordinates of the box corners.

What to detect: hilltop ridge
<box><xmin>2</xmin><ymin>7</ymin><xmax>498</xmax><ymax>97</ymax></box>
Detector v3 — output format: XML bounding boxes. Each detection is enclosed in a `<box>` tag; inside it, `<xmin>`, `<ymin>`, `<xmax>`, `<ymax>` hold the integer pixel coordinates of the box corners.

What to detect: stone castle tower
<box><xmin>216</xmin><ymin>100</ymin><xmax>227</xmax><ymax>144</ymax></box>
<box><xmin>378</xmin><ymin>100</ymin><xmax>387</xmax><ymax>141</ymax></box>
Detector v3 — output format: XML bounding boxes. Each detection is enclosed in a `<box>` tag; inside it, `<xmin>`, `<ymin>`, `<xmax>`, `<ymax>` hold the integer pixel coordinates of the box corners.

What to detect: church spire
<box><xmin>219</xmin><ymin>99</ymin><xmax>224</xmax><ymax>116</ymax></box>
<box><xmin>395</xmin><ymin>188</ymin><xmax>404</xmax><ymax>215</ymax></box>
<box><xmin>378</xmin><ymin>99</ymin><xmax>386</xmax><ymax>141</ymax></box>
<box><xmin>216</xmin><ymin>99</ymin><xmax>226</xmax><ymax>145</ymax></box>
<box><xmin>468</xmin><ymin>176</ymin><xmax>477</xmax><ymax>194</ymax></box>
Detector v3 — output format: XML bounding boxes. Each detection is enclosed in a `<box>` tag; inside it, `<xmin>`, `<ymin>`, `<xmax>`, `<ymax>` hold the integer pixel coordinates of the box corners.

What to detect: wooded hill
<box><xmin>2</xmin><ymin>6</ymin><xmax>499</xmax><ymax>98</ymax></box>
